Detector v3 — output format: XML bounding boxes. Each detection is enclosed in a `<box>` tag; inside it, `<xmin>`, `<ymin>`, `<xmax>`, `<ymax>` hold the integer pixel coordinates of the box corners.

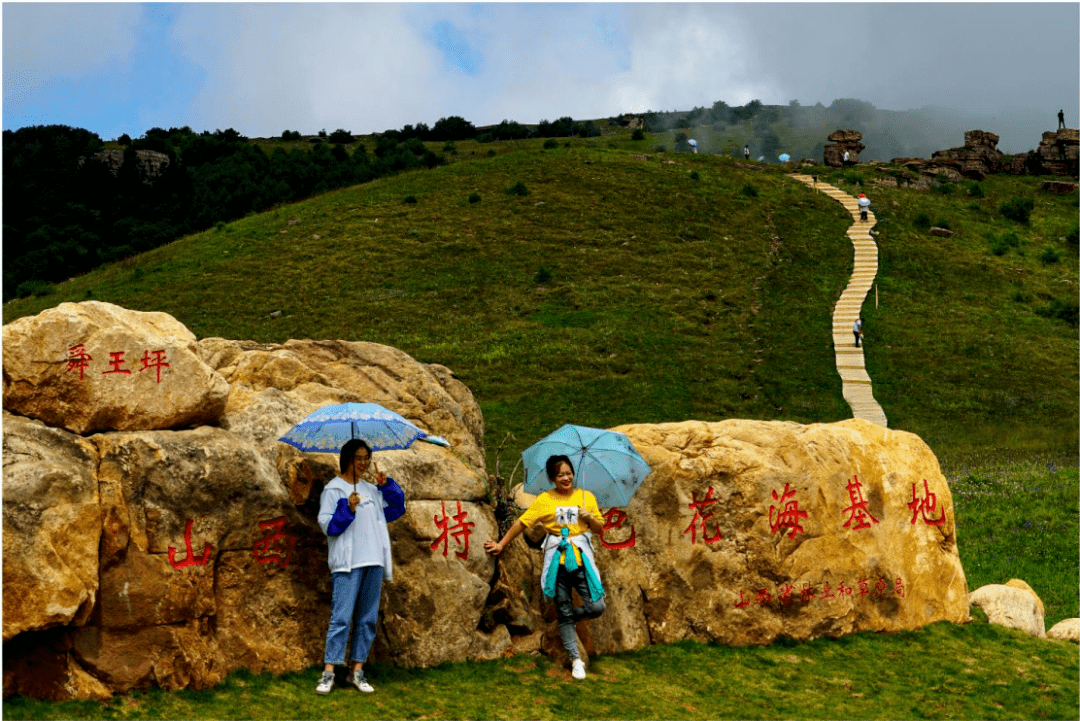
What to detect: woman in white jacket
<box><xmin>314</xmin><ymin>439</ymin><xmax>405</xmax><ymax>696</ymax></box>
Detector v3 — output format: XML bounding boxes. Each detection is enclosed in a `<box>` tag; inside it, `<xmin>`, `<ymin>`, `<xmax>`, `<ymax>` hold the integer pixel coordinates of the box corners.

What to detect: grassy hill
<box><xmin>5</xmin><ymin>134</ymin><xmax>1076</xmax><ymax>472</ymax></box>
<box><xmin>3</xmin><ymin>133</ymin><xmax>1077</xmax><ymax>719</ymax></box>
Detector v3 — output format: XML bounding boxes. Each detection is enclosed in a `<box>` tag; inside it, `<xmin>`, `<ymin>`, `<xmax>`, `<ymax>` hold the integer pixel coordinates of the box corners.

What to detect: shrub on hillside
<box><xmin>913</xmin><ymin>213</ymin><xmax>932</xmax><ymax>230</ymax></box>
<box><xmin>690</xmin><ymin>171</ymin><xmax>701</xmax><ymax>181</ymax></box>
<box><xmin>1000</xmin><ymin>196</ymin><xmax>1034</xmax><ymax>224</ymax></box>
<box><xmin>577</xmin><ymin>121</ymin><xmax>600</xmax><ymax>138</ymax></box>
<box><xmin>741</xmin><ymin>183</ymin><xmax>758</xmax><ymax>198</ymax></box>
<box><xmin>506</xmin><ymin>181</ymin><xmax>528</xmax><ymax>196</ymax></box>
<box><xmin>1035</xmin><ymin>298</ymin><xmax>1079</xmax><ymax>327</ymax></box>
<box><xmin>1067</xmin><ymin>225</ymin><xmax>1079</xmax><ymax>246</ymax></box>
<box><xmin>468</xmin><ymin>193</ymin><xmax>481</xmax><ymax>204</ymax></box>
<box><xmin>989</xmin><ymin>230</ymin><xmax>1021</xmax><ymax>256</ymax></box>
<box><xmin>118</xmin><ymin>133</ymin><xmax>132</xmax><ymax>145</ymax></box>
<box><xmin>534</xmin><ymin>265</ymin><xmax>553</xmax><ymax>284</ymax></box>
<box><xmin>654</xmin><ymin>145</ymin><xmax>666</xmax><ymax>153</ymax></box>
<box><xmin>631</xmin><ymin>129</ymin><xmax>645</xmax><ymax>141</ymax></box>
<box><xmin>431</xmin><ymin>116</ymin><xmax>477</xmax><ymax>141</ymax></box>
<box><xmin>1040</xmin><ymin>246</ymin><xmax>1062</xmax><ymax>264</ymax></box>
<box><xmin>442</xmin><ymin>141</ymin><xmax>457</xmax><ymax>153</ymax></box>
<box><xmin>543</xmin><ymin>139</ymin><xmax>558</xmax><ymax>150</ymax></box>
<box><xmin>477</xmin><ymin>133</ymin><xmax>494</xmax><ymax>144</ymax></box>
<box><xmin>281</xmin><ymin>130</ymin><xmax>302</xmax><ymax>141</ymax></box>
<box><xmin>403</xmin><ymin>195</ymin><xmax>418</xmax><ymax>204</ymax></box>
<box><xmin>421</xmin><ymin>151</ymin><xmax>442</xmax><ymax>169</ymax></box>
<box><xmin>967</xmin><ymin>182</ymin><xmax>985</xmax><ymax>199</ymax></box>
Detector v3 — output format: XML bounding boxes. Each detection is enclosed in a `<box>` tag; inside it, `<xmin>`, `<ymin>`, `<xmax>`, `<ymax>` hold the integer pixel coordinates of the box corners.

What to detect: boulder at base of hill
<box><xmin>198</xmin><ymin>337</ymin><xmax>485</xmax><ymax>474</ymax></box>
<box><xmin>2</xmin><ymin>302</ymin><xmax>228</xmax><ymax>434</ymax></box>
<box><xmin>499</xmin><ymin>418</ymin><xmax>969</xmax><ymax>656</ymax></box>
<box><xmin>1047</xmin><ymin>618</ymin><xmax>1080</xmax><ymax>642</ymax></box>
<box><xmin>969</xmin><ymin>584</ymin><xmax>1046</xmax><ymax>638</ymax></box>
<box><xmin>2</xmin><ymin>415</ymin><xmax>101</xmax><ymax>642</ymax></box>
<box><xmin>1004</xmin><ymin>578</ymin><xmax>1045</xmax><ymax>616</ymax></box>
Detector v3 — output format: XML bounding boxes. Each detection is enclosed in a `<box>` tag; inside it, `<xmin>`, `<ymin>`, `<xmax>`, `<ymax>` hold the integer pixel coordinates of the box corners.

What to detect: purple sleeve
<box><xmin>326</xmin><ymin>497</ymin><xmax>355</xmax><ymax>536</ymax></box>
<box><xmin>379</xmin><ymin>477</ymin><xmax>406</xmax><ymax>522</ymax></box>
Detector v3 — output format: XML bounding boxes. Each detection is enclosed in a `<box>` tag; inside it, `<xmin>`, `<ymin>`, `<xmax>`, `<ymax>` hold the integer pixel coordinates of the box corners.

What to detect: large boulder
<box><xmin>499</xmin><ymin>418</ymin><xmax>968</xmax><ymax>655</ymax></box>
<box><xmin>575</xmin><ymin>419</ymin><xmax>967</xmax><ymax>651</ymax></box>
<box><xmin>2</xmin><ymin>414</ymin><xmax>101</xmax><ymax>641</ymax></box>
<box><xmin>1047</xmin><ymin>618</ymin><xmax>1080</xmax><ymax>643</ymax></box>
<box><xmin>198</xmin><ymin>337</ymin><xmax>485</xmax><ymax>473</ymax></box>
<box><xmin>2</xmin><ymin>302</ymin><xmax>229</xmax><ymax>434</ymax></box>
<box><xmin>969</xmin><ymin>584</ymin><xmax>1046</xmax><ymax>638</ymax></box>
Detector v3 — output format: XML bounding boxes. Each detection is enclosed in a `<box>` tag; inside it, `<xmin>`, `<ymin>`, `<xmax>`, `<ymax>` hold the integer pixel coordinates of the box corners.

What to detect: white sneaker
<box><xmin>349</xmin><ymin>668</ymin><xmax>375</xmax><ymax>693</ymax></box>
<box><xmin>571</xmin><ymin>659</ymin><xmax>586</xmax><ymax>680</ymax></box>
<box><xmin>315</xmin><ymin>670</ymin><xmax>335</xmax><ymax>695</ymax></box>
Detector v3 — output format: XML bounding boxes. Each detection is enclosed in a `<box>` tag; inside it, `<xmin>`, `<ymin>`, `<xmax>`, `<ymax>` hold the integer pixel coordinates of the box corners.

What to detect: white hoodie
<box><xmin>317</xmin><ymin>476</ymin><xmax>395</xmax><ymax>580</ymax></box>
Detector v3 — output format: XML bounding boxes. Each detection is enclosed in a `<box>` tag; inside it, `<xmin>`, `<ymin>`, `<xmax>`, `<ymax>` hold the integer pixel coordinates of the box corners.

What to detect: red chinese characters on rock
<box><xmin>683</xmin><ymin>487</ymin><xmax>723</xmax><ymax>545</ymax></box>
<box><xmin>768</xmin><ymin>483</ymin><xmax>808</xmax><ymax>539</ymax></box>
<box><xmin>841</xmin><ymin>475</ymin><xmax>879</xmax><ymax>531</ymax></box>
<box><xmin>599</xmin><ymin>507</ymin><xmax>637</xmax><ymax>549</ymax></box>
<box><xmin>65</xmin><ymin>344</ymin><xmax>93</xmax><ymax>380</ymax></box>
<box><xmin>908</xmin><ymin>479</ymin><xmax>946</xmax><ymax>525</ymax></box>
<box><xmin>102</xmin><ymin>351</ymin><xmax>131</xmax><ymax>375</ymax></box>
<box><xmin>252</xmin><ymin>516</ymin><xmax>297</xmax><ymax>568</ymax></box>
<box><xmin>139</xmin><ymin>349</ymin><xmax>170</xmax><ymax>384</ymax></box>
<box><xmin>168</xmin><ymin>519</ymin><xmax>212</xmax><ymax>569</ymax></box>
<box><xmin>63</xmin><ymin>344</ymin><xmax>171</xmax><ymax>384</ymax></box>
<box><xmin>733</xmin><ymin>578</ymin><xmax>906</xmax><ymax>608</ymax></box>
<box><xmin>430</xmin><ymin>500</ymin><xmax>474</xmax><ymax>560</ymax></box>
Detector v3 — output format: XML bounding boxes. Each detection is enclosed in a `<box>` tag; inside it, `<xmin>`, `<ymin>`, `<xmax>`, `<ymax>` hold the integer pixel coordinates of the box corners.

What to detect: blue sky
<box><xmin>4</xmin><ymin>3</ymin><xmax>1078</xmax><ymax>153</ymax></box>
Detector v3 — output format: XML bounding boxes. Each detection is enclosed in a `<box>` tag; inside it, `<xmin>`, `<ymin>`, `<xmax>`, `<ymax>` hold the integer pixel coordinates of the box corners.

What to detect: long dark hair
<box><xmin>340</xmin><ymin>439</ymin><xmax>372</xmax><ymax>474</ymax></box>
<box><xmin>545</xmin><ymin>454</ymin><xmax>574</xmax><ymax>482</ymax></box>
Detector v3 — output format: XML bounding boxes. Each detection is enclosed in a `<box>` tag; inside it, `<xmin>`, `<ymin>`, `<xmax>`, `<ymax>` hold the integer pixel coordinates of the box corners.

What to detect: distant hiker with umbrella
<box><xmin>857</xmin><ymin>193</ymin><xmax>871</xmax><ymax>221</ymax></box>
<box><xmin>486</xmin><ymin>455</ymin><xmax>605</xmax><ymax>680</ymax></box>
<box><xmin>854</xmin><ymin>317</ymin><xmax>864</xmax><ymax>348</ymax></box>
<box><xmin>314</xmin><ymin>439</ymin><xmax>406</xmax><ymax>695</ymax></box>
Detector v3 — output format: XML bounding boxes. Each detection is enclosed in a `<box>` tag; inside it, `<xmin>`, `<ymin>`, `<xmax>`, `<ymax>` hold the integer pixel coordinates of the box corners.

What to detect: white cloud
<box><xmin>3</xmin><ymin>3</ymin><xmax>145</xmax><ymax>109</ymax></box>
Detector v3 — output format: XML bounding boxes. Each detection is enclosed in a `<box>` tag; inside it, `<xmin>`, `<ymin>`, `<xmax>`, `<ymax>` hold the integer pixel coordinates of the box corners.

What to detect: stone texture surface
<box><xmin>500</xmin><ymin>418</ymin><xmax>968</xmax><ymax>658</ymax></box>
<box><xmin>3</xmin><ymin>301</ymin><xmax>229</xmax><ymax>434</ymax></box>
<box><xmin>824</xmin><ymin>130</ymin><xmax>865</xmax><ymax>167</ymax></box>
<box><xmin>585</xmin><ymin>419</ymin><xmax>969</xmax><ymax>651</ymax></box>
<box><xmin>969</xmin><ymin>584</ymin><xmax>1046</xmax><ymax>638</ymax></box>
<box><xmin>1004</xmin><ymin>578</ymin><xmax>1045</xmax><ymax>616</ymax></box>
<box><xmin>87</xmin><ymin>148</ymin><xmax>172</xmax><ymax>184</ymax></box>
<box><xmin>1047</xmin><ymin>618</ymin><xmax>1080</xmax><ymax>643</ymax></box>
<box><xmin>198</xmin><ymin>337</ymin><xmax>485</xmax><ymax>474</ymax></box>
<box><xmin>2</xmin><ymin>414</ymin><xmax>101</xmax><ymax>642</ymax></box>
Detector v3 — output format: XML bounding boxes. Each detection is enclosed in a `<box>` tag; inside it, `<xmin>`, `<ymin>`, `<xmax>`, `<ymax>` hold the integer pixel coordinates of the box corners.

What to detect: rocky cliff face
<box><xmin>82</xmin><ymin>149</ymin><xmax>172</xmax><ymax>185</ymax></box>
<box><xmin>3</xmin><ymin>302</ymin><xmax>971</xmax><ymax>700</ymax></box>
<box><xmin>824</xmin><ymin>130</ymin><xmax>866</xmax><ymax>167</ymax></box>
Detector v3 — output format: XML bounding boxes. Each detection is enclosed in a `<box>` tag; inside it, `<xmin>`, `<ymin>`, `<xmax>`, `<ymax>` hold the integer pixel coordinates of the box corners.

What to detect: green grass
<box><xmin>3</xmin><ymin>135</ymin><xmax>1078</xmax><ymax>721</ymax></box>
<box><xmin>5</xmin><ymin>619</ymin><xmax>1077</xmax><ymax>720</ymax></box>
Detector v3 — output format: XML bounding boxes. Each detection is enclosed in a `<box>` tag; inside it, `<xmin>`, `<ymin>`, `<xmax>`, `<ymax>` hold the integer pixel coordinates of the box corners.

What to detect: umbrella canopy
<box><xmin>279</xmin><ymin>402</ymin><xmax>430</xmax><ymax>453</ymax></box>
<box><xmin>857</xmin><ymin>195</ymin><xmax>871</xmax><ymax>208</ymax></box>
<box><xmin>778</xmin><ymin>153</ymin><xmax>791</xmax><ymax>162</ymax></box>
<box><xmin>522</xmin><ymin>424</ymin><xmax>652</xmax><ymax>508</ymax></box>
<box><xmin>688</xmin><ymin>139</ymin><xmax>698</xmax><ymax>147</ymax></box>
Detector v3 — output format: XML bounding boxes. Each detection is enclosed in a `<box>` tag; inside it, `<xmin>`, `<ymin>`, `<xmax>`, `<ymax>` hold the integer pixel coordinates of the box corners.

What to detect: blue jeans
<box><xmin>324</xmin><ymin>565</ymin><xmax>383</xmax><ymax>665</ymax></box>
<box><xmin>554</xmin><ymin>565</ymin><xmax>605</xmax><ymax>660</ymax></box>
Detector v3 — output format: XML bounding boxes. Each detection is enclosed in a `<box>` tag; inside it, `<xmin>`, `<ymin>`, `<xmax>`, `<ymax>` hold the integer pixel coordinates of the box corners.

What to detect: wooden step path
<box><xmin>789</xmin><ymin>174</ymin><xmax>888</xmax><ymax>428</ymax></box>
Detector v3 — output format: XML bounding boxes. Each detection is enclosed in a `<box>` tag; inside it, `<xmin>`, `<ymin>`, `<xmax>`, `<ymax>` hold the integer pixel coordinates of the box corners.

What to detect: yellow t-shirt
<box><xmin>518</xmin><ymin>488</ymin><xmax>602</xmax><ymax>566</ymax></box>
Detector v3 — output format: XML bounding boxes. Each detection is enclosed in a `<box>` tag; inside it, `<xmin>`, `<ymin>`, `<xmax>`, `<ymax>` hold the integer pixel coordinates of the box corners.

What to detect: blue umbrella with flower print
<box><xmin>279</xmin><ymin>402</ymin><xmax>431</xmax><ymax>453</ymax></box>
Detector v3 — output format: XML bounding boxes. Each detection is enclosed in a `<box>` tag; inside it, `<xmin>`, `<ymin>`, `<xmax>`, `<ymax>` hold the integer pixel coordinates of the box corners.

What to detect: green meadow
<box><xmin>3</xmin><ymin>129</ymin><xmax>1077</xmax><ymax>719</ymax></box>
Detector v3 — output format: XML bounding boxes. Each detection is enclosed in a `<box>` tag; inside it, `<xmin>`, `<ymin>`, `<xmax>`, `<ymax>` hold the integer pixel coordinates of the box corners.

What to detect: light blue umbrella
<box><xmin>778</xmin><ymin>153</ymin><xmax>791</xmax><ymax>162</ymax></box>
<box><xmin>522</xmin><ymin>424</ymin><xmax>652</xmax><ymax>508</ymax></box>
<box><xmin>279</xmin><ymin>402</ymin><xmax>430</xmax><ymax>453</ymax></box>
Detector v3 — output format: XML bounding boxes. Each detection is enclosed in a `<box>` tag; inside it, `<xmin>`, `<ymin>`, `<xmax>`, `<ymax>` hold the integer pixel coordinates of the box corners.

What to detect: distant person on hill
<box><xmin>485</xmin><ymin>455</ymin><xmax>605</xmax><ymax>681</ymax></box>
<box><xmin>315</xmin><ymin>439</ymin><xmax>406</xmax><ymax>696</ymax></box>
<box><xmin>744</xmin><ymin>145</ymin><xmax>750</xmax><ymax>160</ymax></box>
<box><xmin>1058</xmin><ymin>109</ymin><xmax>1066</xmax><ymax>129</ymax></box>
<box><xmin>843</xmin><ymin>149</ymin><xmax>851</xmax><ymax>166</ymax></box>
<box><xmin>853</xmin><ymin>317</ymin><xmax>864</xmax><ymax>348</ymax></box>
<box><xmin>857</xmin><ymin>193</ymin><xmax>871</xmax><ymax>221</ymax></box>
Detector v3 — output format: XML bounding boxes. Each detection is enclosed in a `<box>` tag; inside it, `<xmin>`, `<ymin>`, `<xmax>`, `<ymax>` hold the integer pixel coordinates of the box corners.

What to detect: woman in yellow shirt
<box><xmin>485</xmin><ymin>454</ymin><xmax>606</xmax><ymax>680</ymax></box>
